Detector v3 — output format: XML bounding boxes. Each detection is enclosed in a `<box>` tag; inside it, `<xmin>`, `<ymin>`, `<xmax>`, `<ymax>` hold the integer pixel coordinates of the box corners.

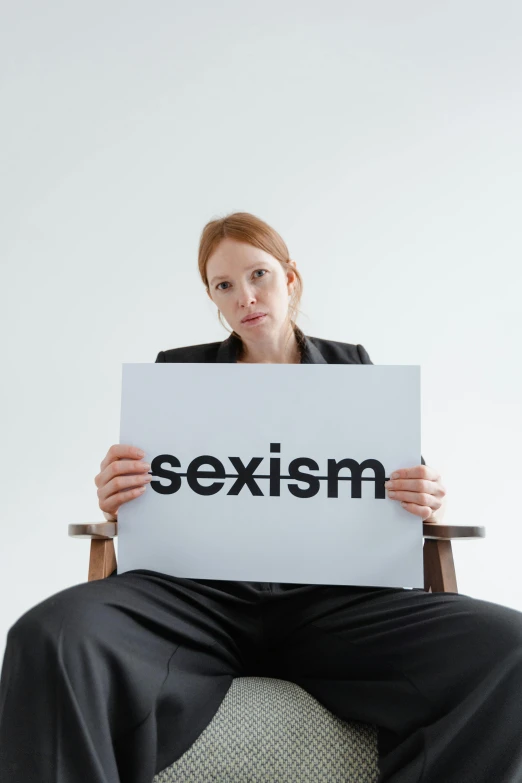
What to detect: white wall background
<box><xmin>1</xmin><ymin>0</ymin><xmax>521</xmax><ymax>662</ymax></box>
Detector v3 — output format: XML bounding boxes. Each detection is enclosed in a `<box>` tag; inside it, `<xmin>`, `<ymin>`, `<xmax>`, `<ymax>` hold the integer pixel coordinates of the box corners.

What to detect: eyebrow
<box><xmin>210</xmin><ymin>263</ymin><xmax>261</xmax><ymax>286</ymax></box>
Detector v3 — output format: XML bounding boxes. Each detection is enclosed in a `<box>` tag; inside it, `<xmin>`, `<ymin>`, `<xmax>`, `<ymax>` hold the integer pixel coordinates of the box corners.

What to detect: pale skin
<box><xmin>95</xmin><ymin>237</ymin><xmax>447</xmax><ymax>523</ymax></box>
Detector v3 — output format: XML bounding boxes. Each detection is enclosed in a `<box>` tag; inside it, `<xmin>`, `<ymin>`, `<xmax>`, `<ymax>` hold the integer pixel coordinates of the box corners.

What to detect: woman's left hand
<box><xmin>386</xmin><ymin>465</ymin><xmax>446</xmax><ymax>521</ymax></box>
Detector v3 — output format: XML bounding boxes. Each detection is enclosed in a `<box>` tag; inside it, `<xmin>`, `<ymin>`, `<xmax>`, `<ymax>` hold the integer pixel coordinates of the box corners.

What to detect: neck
<box><xmin>237</xmin><ymin>324</ymin><xmax>302</xmax><ymax>364</ymax></box>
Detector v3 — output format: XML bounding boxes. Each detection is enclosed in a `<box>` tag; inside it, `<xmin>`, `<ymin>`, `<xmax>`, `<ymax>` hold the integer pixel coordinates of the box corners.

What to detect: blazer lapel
<box><xmin>216</xmin><ymin>331</ymin><xmax>242</xmax><ymax>363</ymax></box>
<box><xmin>215</xmin><ymin>324</ymin><xmax>327</xmax><ymax>364</ymax></box>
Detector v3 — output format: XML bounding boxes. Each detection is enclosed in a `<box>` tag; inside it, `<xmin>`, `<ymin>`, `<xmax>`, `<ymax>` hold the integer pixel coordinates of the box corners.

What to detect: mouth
<box><xmin>241</xmin><ymin>313</ymin><xmax>267</xmax><ymax>325</ymax></box>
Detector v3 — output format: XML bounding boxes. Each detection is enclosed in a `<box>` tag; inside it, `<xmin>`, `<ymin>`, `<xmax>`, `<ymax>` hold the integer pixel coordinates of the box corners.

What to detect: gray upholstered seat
<box><xmin>153</xmin><ymin>677</ymin><xmax>379</xmax><ymax>782</ymax></box>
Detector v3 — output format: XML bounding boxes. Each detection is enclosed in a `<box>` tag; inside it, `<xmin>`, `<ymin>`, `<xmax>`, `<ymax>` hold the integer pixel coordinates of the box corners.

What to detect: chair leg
<box><xmin>88</xmin><ymin>537</ymin><xmax>458</xmax><ymax>592</ymax></box>
<box><xmin>88</xmin><ymin>539</ymin><xmax>117</xmax><ymax>582</ymax></box>
<box><xmin>423</xmin><ymin>539</ymin><xmax>458</xmax><ymax>593</ymax></box>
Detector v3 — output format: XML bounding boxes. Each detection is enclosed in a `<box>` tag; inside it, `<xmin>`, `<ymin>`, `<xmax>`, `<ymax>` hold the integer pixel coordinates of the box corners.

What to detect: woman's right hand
<box><xmin>95</xmin><ymin>444</ymin><xmax>152</xmax><ymax>521</ymax></box>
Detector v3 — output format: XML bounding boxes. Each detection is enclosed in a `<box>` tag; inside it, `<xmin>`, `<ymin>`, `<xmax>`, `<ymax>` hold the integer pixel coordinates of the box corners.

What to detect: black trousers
<box><xmin>1</xmin><ymin>569</ymin><xmax>522</xmax><ymax>783</ymax></box>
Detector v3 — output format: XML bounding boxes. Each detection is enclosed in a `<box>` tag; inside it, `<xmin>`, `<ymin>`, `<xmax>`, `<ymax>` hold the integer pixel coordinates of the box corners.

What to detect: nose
<box><xmin>237</xmin><ymin>282</ymin><xmax>257</xmax><ymax>308</ymax></box>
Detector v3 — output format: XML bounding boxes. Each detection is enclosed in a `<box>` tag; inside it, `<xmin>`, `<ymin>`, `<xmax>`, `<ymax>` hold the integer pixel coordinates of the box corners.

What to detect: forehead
<box><xmin>207</xmin><ymin>239</ymin><xmax>278</xmax><ymax>281</ymax></box>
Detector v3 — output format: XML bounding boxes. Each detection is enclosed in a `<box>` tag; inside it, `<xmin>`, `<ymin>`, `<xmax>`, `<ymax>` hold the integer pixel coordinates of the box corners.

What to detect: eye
<box><xmin>216</xmin><ymin>269</ymin><xmax>267</xmax><ymax>291</ymax></box>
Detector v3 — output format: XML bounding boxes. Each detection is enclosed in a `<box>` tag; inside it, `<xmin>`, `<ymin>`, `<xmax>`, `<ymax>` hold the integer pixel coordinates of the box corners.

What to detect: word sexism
<box><xmin>148</xmin><ymin>443</ymin><xmax>389</xmax><ymax>499</ymax></box>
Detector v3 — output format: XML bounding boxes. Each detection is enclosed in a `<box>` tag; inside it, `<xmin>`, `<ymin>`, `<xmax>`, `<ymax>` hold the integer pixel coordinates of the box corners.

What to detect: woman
<box><xmin>1</xmin><ymin>212</ymin><xmax>521</xmax><ymax>783</ymax></box>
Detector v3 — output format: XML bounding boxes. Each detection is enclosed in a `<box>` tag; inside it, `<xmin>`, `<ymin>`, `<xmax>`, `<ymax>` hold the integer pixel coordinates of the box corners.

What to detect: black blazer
<box><xmin>155</xmin><ymin>324</ymin><xmax>372</xmax><ymax>366</ymax></box>
<box><xmin>155</xmin><ymin>324</ymin><xmax>425</xmax><ymax>464</ymax></box>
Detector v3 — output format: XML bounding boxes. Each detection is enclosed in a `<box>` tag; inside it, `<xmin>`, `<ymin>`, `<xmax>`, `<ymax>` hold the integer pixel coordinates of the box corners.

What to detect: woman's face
<box><xmin>206</xmin><ymin>238</ymin><xmax>297</xmax><ymax>340</ymax></box>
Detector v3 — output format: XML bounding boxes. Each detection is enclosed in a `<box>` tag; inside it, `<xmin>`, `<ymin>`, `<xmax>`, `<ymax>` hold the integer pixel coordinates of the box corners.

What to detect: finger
<box><xmin>389</xmin><ymin>465</ymin><xmax>440</xmax><ymax>483</ymax></box>
<box><xmin>400</xmin><ymin>501</ymin><xmax>432</xmax><ymax>519</ymax></box>
<box><xmin>95</xmin><ymin>457</ymin><xmax>150</xmax><ymax>489</ymax></box>
<box><xmin>100</xmin><ymin>460</ymin><xmax>151</xmax><ymax>494</ymax></box>
<box><xmin>386</xmin><ymin>475</ymin><xmax>444</xmax><ymax>497</ymax></box>
<box><xmin>99</xmin><ymin>444</ymin><xmax>145</xmax><ymax>473</ymax></box>
<box><xmin>99</xmin><ymin>484</ymin><xmax>149</xmax><ymax>517</ymax></box>
<box><xmin>98</xmin><ymin>471</ymin><xmax>152</xmax><ymax>509</ymax></box>
<box><xmin>387</xmin><ymin>490</ymin><xmax>442</xmax><ymax>512</ymax></box>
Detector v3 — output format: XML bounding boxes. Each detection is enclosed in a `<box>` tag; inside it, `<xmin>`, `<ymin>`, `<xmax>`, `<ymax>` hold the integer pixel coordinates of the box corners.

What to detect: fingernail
<box><xmin>136</xmin><ymin>449</ymin><xmax>145</xmax><ymax>457</ymax></box>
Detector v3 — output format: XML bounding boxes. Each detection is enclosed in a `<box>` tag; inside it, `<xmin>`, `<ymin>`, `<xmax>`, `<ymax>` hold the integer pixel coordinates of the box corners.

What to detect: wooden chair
<box><xmin>69</xmin><ymin>521</ymin><xmax>485</xmax><ymax>782</ymax></box>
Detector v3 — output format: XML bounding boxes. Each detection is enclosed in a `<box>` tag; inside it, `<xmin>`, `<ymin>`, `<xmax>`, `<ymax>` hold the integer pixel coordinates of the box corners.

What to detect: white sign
<box><xmin>118</xmin><ymin>363</ymin><xmax>423</xmax><ymax>588</ymax></box>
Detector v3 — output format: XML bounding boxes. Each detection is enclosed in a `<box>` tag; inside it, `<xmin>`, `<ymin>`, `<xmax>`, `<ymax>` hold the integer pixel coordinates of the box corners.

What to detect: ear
<box><xmin>287</xmin><ymin>259</ymin><xmax>297</xmax><ymax>289</ymax></box>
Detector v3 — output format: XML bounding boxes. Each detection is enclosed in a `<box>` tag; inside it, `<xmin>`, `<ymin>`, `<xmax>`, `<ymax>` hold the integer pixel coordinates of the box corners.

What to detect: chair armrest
<box><xmin>422</xmin><ymin>523</ymin><xmax>485</xmax><ymax>540</ymax></box>
<box><xmin>68</xmin><ymin>521</ymin><xmax>484</xmax><ymax>590</ymax></box>
<box><xmin>68</xmin><ymin>522</ymin><xmax>118</xmax><ymax>539</ymax></box>
<box><xmin>68</xmin><ymin>521</ymin><xmax>486</xmax><ymax>542</ymax></box>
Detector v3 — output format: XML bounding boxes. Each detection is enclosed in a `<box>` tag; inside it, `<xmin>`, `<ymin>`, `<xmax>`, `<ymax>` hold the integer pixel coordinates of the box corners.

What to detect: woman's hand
<box><xmin>95</xmin><ymin>444</ymin><xmax>151</xmax><ymax>521</ymax></box>
<box><xmin>385</xmin><ymin>464</ymin><xmax>446</xmax><ymax>522</ymax></box>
